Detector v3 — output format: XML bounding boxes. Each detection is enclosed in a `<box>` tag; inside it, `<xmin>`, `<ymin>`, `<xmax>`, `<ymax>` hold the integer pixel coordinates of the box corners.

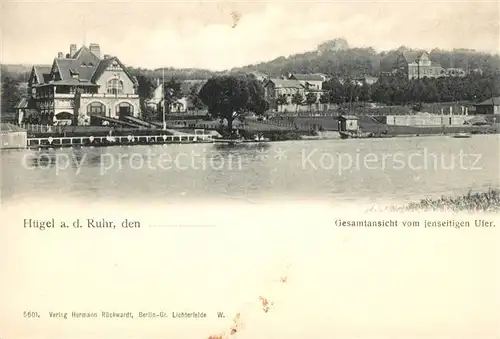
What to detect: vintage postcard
<box><xmin>1</xmin><ymin>0</ymin><xmax>499</xmax><ymax>338</ymax></box>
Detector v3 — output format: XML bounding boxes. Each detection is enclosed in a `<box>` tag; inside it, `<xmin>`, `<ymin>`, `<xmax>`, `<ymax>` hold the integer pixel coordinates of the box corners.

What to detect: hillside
<box><xmin>230</xmin><ymin>41</ymin><xmax>500</xmax><ymax>77</ymax></box>
<box><xmin>128</xmin><ymin>67</ymin><xmax>222</xmax><ymax>81</ymax></box>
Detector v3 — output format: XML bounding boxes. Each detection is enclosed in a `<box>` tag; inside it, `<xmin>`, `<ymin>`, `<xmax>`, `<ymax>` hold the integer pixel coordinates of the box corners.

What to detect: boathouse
<box><xmin>474</xmin><ymin>96</ymin><xmax>500</xmax><ymax>114</ymax></box>
<box><xmin>26</xmin><ymin>43</ymin><xmax>140</xmax><ymax>126</ymax></box>
<box><xmin>338</xmin><ymin>115</ymin><xmax>359</xmax><ymax>132</ymax></box>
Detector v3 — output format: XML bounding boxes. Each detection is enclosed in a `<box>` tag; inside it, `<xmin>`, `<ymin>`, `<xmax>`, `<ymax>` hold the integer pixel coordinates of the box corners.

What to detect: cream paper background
<box><xmin>1</xmin><ymin>199</ymin><xmax>499</xmax><ymax>339</ymax></box>
<box><xmin>2</xmin><ymin>0</ymin><xmax>500</xmax><ymax>337</ymax></box>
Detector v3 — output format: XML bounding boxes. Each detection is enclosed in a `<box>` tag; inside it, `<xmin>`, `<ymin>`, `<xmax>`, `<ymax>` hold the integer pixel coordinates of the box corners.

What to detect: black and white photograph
<box><xmin>1</xmin><ymin>1</ymin><xmax>499</xmax><ymax>338</ymax></box>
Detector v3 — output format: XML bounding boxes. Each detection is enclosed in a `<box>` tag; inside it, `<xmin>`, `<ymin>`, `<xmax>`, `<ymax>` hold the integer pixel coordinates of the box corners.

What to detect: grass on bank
<box><xmin>393</xmin><ymin>189</ymin><xmax>500</xmax><ymax>212</ymax></box>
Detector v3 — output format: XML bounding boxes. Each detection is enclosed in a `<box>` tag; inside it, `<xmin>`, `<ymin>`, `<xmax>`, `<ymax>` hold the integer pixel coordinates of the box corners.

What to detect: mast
<box><xmin>162</xmin><ymin>67</ymin><xmax>166</xmax><ymax>130</ymax></box>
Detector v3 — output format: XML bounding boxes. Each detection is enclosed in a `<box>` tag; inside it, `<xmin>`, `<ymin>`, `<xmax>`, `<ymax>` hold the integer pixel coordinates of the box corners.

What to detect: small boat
<box><xmin>242</xmin><ymin>138</ymin><xmax>270</xmax><ymax>143</ymax></box>
<box><xmin>213</xmin><ymin>138</ymin><xmax>243</xmax><ymax>145</ymax></box>
<box><xmin>339</xmin><ymin>130</ymin><xmax>373</xmax><ymax>139</ymax></box>
<box><xmin>452</xmin><ymin>132</ymin><xmax>472</xmax><ymax>138</ymax></box>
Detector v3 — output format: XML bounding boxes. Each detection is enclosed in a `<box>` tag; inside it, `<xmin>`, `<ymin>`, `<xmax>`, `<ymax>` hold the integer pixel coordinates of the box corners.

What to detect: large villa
<box><xmin>18</xmin><ymin>43</ymin><xmax>140</xmax><ymax>125</ymax></box>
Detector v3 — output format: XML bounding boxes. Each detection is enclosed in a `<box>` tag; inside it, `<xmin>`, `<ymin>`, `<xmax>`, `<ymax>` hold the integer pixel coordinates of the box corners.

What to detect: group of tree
<box><xmin>1</xmin><ymin>72</ymin><xmax>22</xmax><ymax>117</ymax></box>
<box><xmin>320</xmin><ymin>73</ymin><xmax>500</xmax><ymax>107</ymax></box>
<box><xmin>231</xmin><ymin>43</ymin><xmax>500</xmax><ymax>79</ymax></box>
<box><xmin>129</xmin><ymin>68</ymin><xmax>207</xmax><ymax>121</ymax></box>
<box><xmin>130</xmin><ymin>69</ymin><xmax>269</xmax><ymax>136</ymax></box>
<box><xmin>198</xmin><ymin>74</ymin><xmax>268</xmax><ymax>136</ymax></box>
<box><xmin>276</xmin><ymin>92</ymin><xmax>321</xmax><ymax>112</ymax></box>
<box><xmin>127</xmin><ymin>66</ymin><xmax>218</xmax><ymax>81</ymax></box>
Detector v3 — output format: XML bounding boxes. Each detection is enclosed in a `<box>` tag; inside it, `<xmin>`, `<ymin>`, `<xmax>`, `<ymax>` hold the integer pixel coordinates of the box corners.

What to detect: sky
<box><xmin>1</xmin><ymin>0</ymin><xmax>499</xmax><ymax>71</ymax></box>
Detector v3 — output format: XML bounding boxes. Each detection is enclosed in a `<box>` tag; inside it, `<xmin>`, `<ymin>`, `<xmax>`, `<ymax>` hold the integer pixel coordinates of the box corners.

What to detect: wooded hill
<box><xmin>230</xmin><ymin>39</ymin><xmax>500</xmax><ymax>77</ymax></box>
<box><xmin>3</xmin><ymin>38</ymin><xmax>499</xmax><ymax>81</ymax></box>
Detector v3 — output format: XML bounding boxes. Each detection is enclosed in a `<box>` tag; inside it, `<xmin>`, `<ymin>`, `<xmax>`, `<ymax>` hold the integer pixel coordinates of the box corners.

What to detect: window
<box><xmin>87</xmin><ymin>102</ymin><xmax>106</xmax><ymax>115</ymax></box>
<box><xmin>107</xmin><ymin>79</ymin><xmax>124</xmax><ymax>95</ymax></box>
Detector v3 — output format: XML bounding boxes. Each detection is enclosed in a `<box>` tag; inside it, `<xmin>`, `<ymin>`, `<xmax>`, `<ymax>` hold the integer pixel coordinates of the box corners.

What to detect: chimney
<box><xmin>103</xmin><ymin>54</ymin><xmax>111</xmax><ymax>59</ymax></box>
<box><xmin>89</xmin><ymin>43</ymin><xmax>101</xmax><ymax>59</ymax></box>
<box><xmin>58</xmin><ymin>52</ymin><xmax>63</xmax><ymax>58</ymax></box>
<box><xmin>70</xmin><ymin>44</ymin><xmax>77</xmax><ymax>57</ymax></box>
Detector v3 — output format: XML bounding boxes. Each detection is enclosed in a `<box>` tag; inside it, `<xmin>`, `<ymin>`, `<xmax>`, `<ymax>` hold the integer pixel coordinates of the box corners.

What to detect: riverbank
<box><xmin>394</xmin><ymin>189</ymin><xmax>500</xmax><ymax>212</ymax></box>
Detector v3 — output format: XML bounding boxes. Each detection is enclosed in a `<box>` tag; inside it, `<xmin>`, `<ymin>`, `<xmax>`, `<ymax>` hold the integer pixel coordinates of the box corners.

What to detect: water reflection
<box><xmin>2</xmin><ymin>136</ymin><xmax>499</xmax><ymax>203</ymax></box>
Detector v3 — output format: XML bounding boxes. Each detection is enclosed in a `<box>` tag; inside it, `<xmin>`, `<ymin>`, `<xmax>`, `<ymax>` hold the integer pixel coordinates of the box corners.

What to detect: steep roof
<box><xmin>268</xmin><ymin>79</ymin><xmax>304</xmax><ymax>89</ymax></box>
<box><xmin>338</xmin><ymin>115</ymin><xmax>358</xmax><ymax>120</ymax></box>
<box><xmin>31</xmin><ymin>46</ymin><xmax>137</xmax><ymax>88</ymax></box>
<box><xmin>475</xmin><ymin>96</ymin><xmax>500</xmax><ymax>106</ymax></box>
<box><xmin>91</xmin><ymin>56</ymin><xmax>137</xmax><ymax>85</ymax></box>
<box><xmin>402</xmin><ymin>50</ymin><xmax>428</xmax><ymax>64</ymax></box>
<box><xmin>33</xmin><ymin>65</ymin><xmax>51</xmax><ymax>83</ymax></box>
<box><xmin>72</xmin><ymin>45</ymin><xmax>99</xmax><ymax>60</ymax></box>
<box><xmin>289</xmin><ymin>73</ymin><xmax>325</xmax><ymax>81</ymax></box>
<box><xmin>56</xmin><ymin>59</ymin><xmax>98</xmax><ymax>83</ymax></box>
<box><xmin>14</xmin><ymin>97</ymin><xmax>37</xmax><ymax>109</ymax></box>
<box><xmin>57</xmin><ymin>46</ymin><xmax>99</xmax><ymax>82</ymax></box>
<box><xmin>14</xmin><ymin>97</ymin><xmax>29</xmax><ymax>109</ymax></box>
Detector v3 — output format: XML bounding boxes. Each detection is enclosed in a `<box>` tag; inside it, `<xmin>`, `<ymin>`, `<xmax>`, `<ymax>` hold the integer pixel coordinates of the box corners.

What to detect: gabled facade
<box><xmin>27</xmin><ymin>43</ymin><xmax>139</xmax><ymax>125</ymax></box>
<box><xmin>395</xmin><ymin>51</ymin><xmax>446</xmax><ymax>80</ymax></box>
<box><xmin>474</xmin><ymin>96</ymin><xmax>500</xmax><ymax>114</ymax></box>
<box><xmin>263</xmin><ymin>78</ymin><xmax>306</xmax><ymax>111</ymax></box>
<box><xmin>288</xmin><ymin>73</ymin><xmax>325</xmax><ymax>90</ymax></box>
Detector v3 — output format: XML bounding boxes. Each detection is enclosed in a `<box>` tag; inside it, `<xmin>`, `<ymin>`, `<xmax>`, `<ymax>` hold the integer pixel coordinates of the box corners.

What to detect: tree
<box><xmin>319</xmin><ymin>92</ymin><xmax>330</xmax><ymax>104</ymax></box>
<box><xmin>359</xmin><ymin>81</ymin><xmax>371</xmax><ymax>104</ymax></box>
<box><xmin>135</xmin><ymin>74</ymin><xmax>156</xmax><ymax>121</ymax></box>
<box><xmin>305</xmin><ymin>92</ymin><xmax>317</xmax><ymax>111</ymax></box>
<box><xmin>163</xmin><ymin>78</ymin><xmax>183</xmax><ymax>114</ymax></box>
<box><xmin>291</xmin><ymin>92</ymin><xmax>304</xmax><ymax>112</ymax></box>
<box><xmin>409</xmin><ymin>79</ymin><xmax>425</xmax><ymax>105</ymax></box>
<box><xmin>198</xmin><ymin>75</ymin><xmax>266</xmax><ymax>137</ymax></box>
<box><xmin>73</xmin><ymin>87</ymin><xmax>81</xmax><ymax>125</ymax></box>
<box><xmin>371</xmin><ymin>77</ymin><xmax>391</xmax><ymax>104</ymax></box>
<box><xmin>136</xmin><ymin>75</ymin><xmax>155</xmax><ymax>101</ymax></box>
<box><xmin>1</xmin><ymin>76</ymin><xmax>21</xmax><ymax>117</ymax></box>
<box><xmin>422</xmin><ymin>82</ymin><xmax>440</xmax><ymax>103</ymax></box>
<box><xmin>244</xmin><ymin>74</ymin><xmax>270</xmax><ymax>115</ymax></box>
<box><xmin>24</xmin><ymin>110</ymin><xmax>41</xmax><ymax>124</ymax></box>
<box><xmin>323</xmin><ymin>78</ymin><xmax>345</xmax><ymax>104</ymax></box>
<box><xmin>343</xmin><ymin>80</ymin><xmax>359</xmax><ymax>104</ymax></box>
<box><xmin>187</xmin><ymin>84</ymin><xmax>206</xmax><ymax>114</ymax></box>
<box><xmin>276</xmin><ymin>94</ymin><xmax>288</xmax><ymax>112</ymax></box>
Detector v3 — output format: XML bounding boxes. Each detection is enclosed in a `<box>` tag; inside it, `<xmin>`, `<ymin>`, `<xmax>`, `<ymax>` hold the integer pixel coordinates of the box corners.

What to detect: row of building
<box><xmin>15</xmin><ymin>41</ymin><xmax>385</xmax><ymax>124</ymax></box>
<box><xmin>14</xmin><ymin>44</ymin><xmax>496</xmax><ymax>126</ymax></box>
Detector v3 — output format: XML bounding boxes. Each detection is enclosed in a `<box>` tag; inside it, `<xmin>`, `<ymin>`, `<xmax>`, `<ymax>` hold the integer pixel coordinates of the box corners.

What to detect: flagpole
<box><xmin>162</xmin><ymin>67</ymin><xmax>166</xmax><ymax>130</ymax></box>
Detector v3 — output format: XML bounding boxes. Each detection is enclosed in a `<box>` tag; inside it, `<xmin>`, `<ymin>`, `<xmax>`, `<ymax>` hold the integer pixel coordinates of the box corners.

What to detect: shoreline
<box><xmin>0</xmin><ymin>130</ymin><xmax>496</xmax><ymax>151</ymax></box>
<box><xmin>392</xmin><ymin>189</ymin><xmax>500</xmax><ymax>213</ymax></box>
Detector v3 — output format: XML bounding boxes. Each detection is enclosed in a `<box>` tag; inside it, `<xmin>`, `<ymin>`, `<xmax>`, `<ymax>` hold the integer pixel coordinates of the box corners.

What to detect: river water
<box><xmin>2</xmin><ymin>135</ymin><xmax>499</xmax><ymax>204</ymax></box>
